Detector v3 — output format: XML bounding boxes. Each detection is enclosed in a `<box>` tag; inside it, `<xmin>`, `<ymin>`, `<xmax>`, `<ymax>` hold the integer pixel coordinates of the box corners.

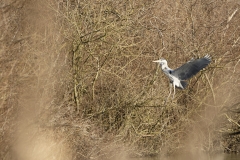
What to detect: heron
<box><xmin>153</xmin><ymin>54</ymin><xmax>211</xmax><ymax>101</ymax></box>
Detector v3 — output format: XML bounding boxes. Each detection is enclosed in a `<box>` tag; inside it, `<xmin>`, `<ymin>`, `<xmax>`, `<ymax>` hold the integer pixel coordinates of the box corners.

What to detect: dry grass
<box><xmin>1</xmin><ymin>0</ymin><xmax>240</xmax><ymax>159</ymax></box>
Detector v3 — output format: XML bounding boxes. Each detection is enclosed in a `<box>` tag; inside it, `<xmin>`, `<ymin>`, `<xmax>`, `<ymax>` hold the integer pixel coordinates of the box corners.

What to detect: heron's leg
<box><xmin>172</xmin><ymin>84</ymin><xmax>176</xmax><ymax>99</ymax></box>
<box><xmin>164</xmin><ymin>83</ymin><xmax>172</xmax><ymax>104</ymax></box>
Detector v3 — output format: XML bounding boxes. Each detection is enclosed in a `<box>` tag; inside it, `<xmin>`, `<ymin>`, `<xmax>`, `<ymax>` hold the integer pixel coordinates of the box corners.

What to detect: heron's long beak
<box><xmin>153</xmin><ymin>60</ymin><xmax>161</xmax><ymax>63</ymax></box>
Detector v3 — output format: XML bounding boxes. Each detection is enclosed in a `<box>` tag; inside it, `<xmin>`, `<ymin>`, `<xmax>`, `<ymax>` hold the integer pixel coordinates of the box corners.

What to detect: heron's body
<box><xmin>153</xmin><ymin>55</ymin><xmax>211</xmax><ymax>100</ymax></box>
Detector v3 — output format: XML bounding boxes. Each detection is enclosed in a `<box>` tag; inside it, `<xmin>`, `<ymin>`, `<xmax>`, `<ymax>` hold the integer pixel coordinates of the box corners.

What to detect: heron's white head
<box><xmin>153</xmin><ymin>58</ymin><xmax>167</xmax><ymax>66</ymax></box>
<box><xmin>153</xmin><ymin>58</ymin><xmax>169</xmax><ymax>70</ymax></box>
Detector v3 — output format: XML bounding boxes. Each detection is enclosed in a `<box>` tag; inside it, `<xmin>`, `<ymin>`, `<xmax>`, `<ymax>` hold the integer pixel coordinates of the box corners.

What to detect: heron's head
<box><xmin>153</xmin><ymin>58</ymin><xmax>167</xmax><ymax>66</ymax></box>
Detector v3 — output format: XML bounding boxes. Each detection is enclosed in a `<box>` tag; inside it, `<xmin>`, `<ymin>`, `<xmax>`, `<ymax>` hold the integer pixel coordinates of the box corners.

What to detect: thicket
<box><xmin>1</xmin><ymin>0</ymin><xmax>240</xmax><ymax>159</ymax></box>
<box><xmin>58</xmin><ymin>0</ymin><xmax>240</xmax><ymax>157</ymax></box>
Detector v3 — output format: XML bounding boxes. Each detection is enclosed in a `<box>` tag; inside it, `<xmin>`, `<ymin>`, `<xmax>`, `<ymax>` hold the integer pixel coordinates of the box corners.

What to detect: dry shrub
<box><xmin>1</xmin><ymin>0</ymin><xmax>240</xmax><ymax>159</ymax></box>
<box><xmin>62</xmin><ymin>0</ymin><xmax>240</xmax><ymax>156</ymax></box>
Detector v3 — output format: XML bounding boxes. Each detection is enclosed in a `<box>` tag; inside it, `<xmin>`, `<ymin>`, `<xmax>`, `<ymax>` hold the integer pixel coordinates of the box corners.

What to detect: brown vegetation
<box><xmin>1</xmin><ymin>0</ymin><xmax>240</xmax><ymax>159</ymax></box>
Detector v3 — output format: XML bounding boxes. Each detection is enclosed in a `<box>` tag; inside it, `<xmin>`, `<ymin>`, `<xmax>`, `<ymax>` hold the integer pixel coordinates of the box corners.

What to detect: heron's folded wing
<box><xmin>172</xmin><ymin>56</ymin><xmax>211</xmax><ymax>80</ymax></box>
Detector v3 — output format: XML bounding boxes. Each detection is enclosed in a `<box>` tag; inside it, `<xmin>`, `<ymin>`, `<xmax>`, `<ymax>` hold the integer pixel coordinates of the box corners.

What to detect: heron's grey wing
<box><xmin>172</xmin><ymin>55</ymin><xmax>211</xmax><ymax>80</ymax></box>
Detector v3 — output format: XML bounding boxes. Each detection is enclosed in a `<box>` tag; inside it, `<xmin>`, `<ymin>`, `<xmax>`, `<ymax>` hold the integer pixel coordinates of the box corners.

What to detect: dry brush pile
<box><xmin>59</xmin><ymin>0</ymin><xmax>240</xmax><ymax>157</ymax></box>
<box><xmin>1</xmin><ymin>0</ymin><xmax>240</xmax><ymax>159</ymax></box>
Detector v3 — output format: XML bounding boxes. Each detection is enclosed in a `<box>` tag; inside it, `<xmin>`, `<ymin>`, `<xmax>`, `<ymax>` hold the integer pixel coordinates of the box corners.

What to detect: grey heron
<box><xmin>153</xmin><ymin>55</ymin><xmax>211</xmax><ymax>101</ymax></box>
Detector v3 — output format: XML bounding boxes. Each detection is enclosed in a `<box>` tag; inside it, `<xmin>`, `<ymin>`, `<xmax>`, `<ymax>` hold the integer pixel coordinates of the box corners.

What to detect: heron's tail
<box><xmin>180</xmin><ymin>81</ymin><xmax>187</xmax><ymax>89</ymax></box>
